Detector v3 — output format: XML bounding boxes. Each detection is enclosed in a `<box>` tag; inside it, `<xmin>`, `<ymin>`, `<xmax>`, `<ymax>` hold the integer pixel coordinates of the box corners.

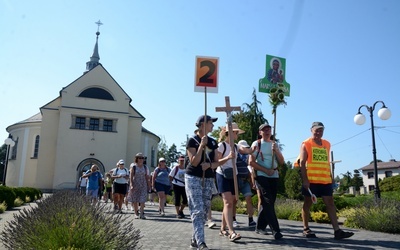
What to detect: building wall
<box><xmin>6</xmin><ymin>65</ymin><xmax>160</xmax><ymax>191</ymax></box>
<box><xmin>362</xmin><ymin>168</ymin><xmax>400</xmax><ymax>193</ymax></box>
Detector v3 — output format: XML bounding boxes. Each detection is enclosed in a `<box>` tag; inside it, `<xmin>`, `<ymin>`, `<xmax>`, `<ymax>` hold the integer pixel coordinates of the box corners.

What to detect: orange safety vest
<box><xmin>302</xmin><ymin>138</ymin><xmax>332</xmax><ymax>184</ymax></box>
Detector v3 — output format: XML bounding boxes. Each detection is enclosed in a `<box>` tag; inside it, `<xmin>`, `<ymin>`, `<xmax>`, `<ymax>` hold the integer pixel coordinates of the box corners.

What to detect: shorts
<box><xmin>113</xmin><ymin>183</ymin><xmax>128</xmax><ymax>195</ymax></box>
<box><xmin>155</xmin><ymin>182</ymin><xmax>171</xmax><ymax>194</ymax></box>
<box><xmin>238</xmin><ymin>178</ymin><xmax>252</xmax><ymax>197</ymax></box>
<box><xmin>86</xmin><ymin>188</ymin><xmax>98</xmax><ymax>198</ymax></box>
<box><xmin>216</xmin><ymin>173</ymin><xmax>235</xmax><ymax>195</ymax></box>
<box><xmin>302</xmin><ymin>183</ymin><xmax>333</xmax><ymax>198</ymax></box>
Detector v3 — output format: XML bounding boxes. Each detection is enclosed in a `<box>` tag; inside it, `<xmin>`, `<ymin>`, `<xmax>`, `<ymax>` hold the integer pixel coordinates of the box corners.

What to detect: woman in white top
<box><xmin>112</xmin><ymin>159</ymin><xmax>129</xmax><ymax>213</ymax></box>
<box><xmin>216</xmin><ymin>123</ymin><xmax>253</xmax><ymax>242</ymax></box>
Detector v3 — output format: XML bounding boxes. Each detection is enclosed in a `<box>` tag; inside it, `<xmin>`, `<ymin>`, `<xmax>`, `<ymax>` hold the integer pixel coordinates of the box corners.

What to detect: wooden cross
<box><xmin>216</xmin><ymin>96</ymin><xmax>241</xmax><ymax>200</ymax></box>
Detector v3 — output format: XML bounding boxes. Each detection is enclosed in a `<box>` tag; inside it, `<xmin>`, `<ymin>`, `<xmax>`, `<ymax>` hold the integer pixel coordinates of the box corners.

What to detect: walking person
<box><xmin>152</xmin><ymin>157</ymin><xmax>171</xmax><ymax>216</ymax></box>
<box><xmin>299</xmin><ymin>122</ymin><xmax>354</xmax><ymax>240</ymax></box>
<box><xmin>82</xmin><ymin>164</ymin><xmax>103</xmax><ymax>205</ymax></box>
<box><xmin>233</xmin><ymin>139</ymin><xmax>257</xmax><ymax>227</ymax></box>
<box><xmin>186</xmin><ymin>115</ymin><xmax>219</xmax><ymax>250</ymax></box>
<box><xmin>103</xmin><ymin>173</ymin><xmax>113</xmax><ymax>203</ymax></box>
<box><xmin>216</xmin><ymin>123</ymin><xmax>253</xmax><ymax>241</ymax></box>
<box><xmin>128</xmin><ymin>153</ymin><xmax>151</xmax><ymax>219</ymax></box>
<box><xmin>169</xmin><ymin>155</ymin><xmax>188</xmax><ymax>219</ymax></box>
<box><xmin>249</xmin><ymin>123</ymin><xmax>284</xmax><ymax>239</ymax></box>
<box><xmin>112</xmin><ymin>159</ymin><xmax>129</xmax><ymax>213</ymax></box>
<box><xmin>77</xmin><ymin>171</ymin><xmax>87</xmax><ymax>195</ymax></box>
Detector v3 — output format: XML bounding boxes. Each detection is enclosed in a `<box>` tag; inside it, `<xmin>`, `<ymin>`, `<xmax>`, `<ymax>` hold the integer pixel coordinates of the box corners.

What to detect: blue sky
<box><xmin>1</xmin><ymin>0</ymin><xmax>399</xmax><ymax>177</ymax></box>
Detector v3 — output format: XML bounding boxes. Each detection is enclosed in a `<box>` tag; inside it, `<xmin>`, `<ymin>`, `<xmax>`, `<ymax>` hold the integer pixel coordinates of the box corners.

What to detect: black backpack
<box><xmin>221</xmin><ymin>142</ymin><xmax>250</xmax><ymax>179</ymax></box>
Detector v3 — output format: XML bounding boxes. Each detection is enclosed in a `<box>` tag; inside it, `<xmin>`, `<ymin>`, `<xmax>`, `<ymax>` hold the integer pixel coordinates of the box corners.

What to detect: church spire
<box><xmin>85</xmin><ymin>20</ymin><xmax>103</xmax><ymax>72</ymax></box>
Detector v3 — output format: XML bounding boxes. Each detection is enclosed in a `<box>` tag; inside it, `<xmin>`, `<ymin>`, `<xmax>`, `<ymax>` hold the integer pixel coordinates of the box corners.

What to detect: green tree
<box><xmin>284</xmin><ymin>167</ymin><xmax>302</xmax><ymax>200</ymax></box>
<box><xmin>240</xmin><ymin>88</ymin><xmax>269</xmax><ymax>142</ymax></box>
<box><xmin>157</xmin><ymin>136</ymin><xmax>168</xmax><ymax>163</ymax></box>
<box><xmin>350</xmin><ymin>169</ymin><xmax>363</xmax><ymax>191</ymax></box>
<box><xmin>166</xmin><ymin>144</ymin><xmax>180</xmax><ymax>167</ymax></box>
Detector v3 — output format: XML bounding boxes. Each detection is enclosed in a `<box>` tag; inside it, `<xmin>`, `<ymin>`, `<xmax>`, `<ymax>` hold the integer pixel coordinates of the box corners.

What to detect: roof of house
<box><xmin>360</xmin><ymin>160</ymin><xmax>400</xmax><ymax>171</ymax></box>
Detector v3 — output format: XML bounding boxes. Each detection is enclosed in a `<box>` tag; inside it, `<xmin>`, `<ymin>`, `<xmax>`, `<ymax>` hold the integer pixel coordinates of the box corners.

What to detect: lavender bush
<box><xmin>0</xmin><ymin>190</ymin><xmax>141</xmax><ymax>249</ymax></box>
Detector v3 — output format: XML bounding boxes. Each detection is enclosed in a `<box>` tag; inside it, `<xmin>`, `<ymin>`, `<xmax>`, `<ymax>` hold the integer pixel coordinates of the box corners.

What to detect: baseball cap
<box><xmin>196</xmin><ymin>115</ymin><xmax>218</xmax><ymax>127</ymax></box>
<box><xmin>311</xmin><ymin>122</ymin><xmax>325</xmax><ymax>129</ymax></box>
<box><xmin>117</xmin><ymin>159</ymin><xmax>125</xmax><ymax>165</ymax></box>
<box><xmin>259</xmin><ymin>123</ymin><xmax>271</xmax><ymax>131</ymax></box>
<box><xmin>159</xmin><ymin>157</ymin><xmax>166</xmax><ymax>163</ymax></box>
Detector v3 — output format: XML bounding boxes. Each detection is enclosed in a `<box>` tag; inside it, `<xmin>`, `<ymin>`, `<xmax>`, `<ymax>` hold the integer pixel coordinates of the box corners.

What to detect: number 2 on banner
<box><xmin>195</xmin><ymin>56</ymin><xmax>218</xmax><ymax>93</ymax></box>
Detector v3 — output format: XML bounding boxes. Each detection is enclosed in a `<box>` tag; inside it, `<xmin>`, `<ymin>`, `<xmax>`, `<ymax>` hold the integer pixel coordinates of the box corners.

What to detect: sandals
<box><xmin>229</xmin><ymin>232</ymin><xmax>241</xmax><ymax>242</ymax></box>
<box><xmin>303</xmin><ymin>227</ymin><xmax>317</xmax><ymax>238</ymax></box>
<box><xmin>219</xmin><ymin>230</ymin><xmax>229</xmax><ymax>237</ymax></box>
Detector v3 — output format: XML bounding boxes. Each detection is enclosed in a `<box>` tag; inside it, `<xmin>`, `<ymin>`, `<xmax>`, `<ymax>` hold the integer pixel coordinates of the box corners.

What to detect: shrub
<box><xmin>211</xmin><ymin>195</ymin><xmax>223</xmax><ymax>211</ymax></box>
<box><xmin>0</xmin><ymin>190</ymin><xmax>142</xmax><ymax>250</ymax></box>
<box><xmin>380</xmin><ymin>175</ymin><xmax>400</xmax><ymax>192</ymax></box>
<box><xmin>0</xmin><ymin>201</ymin><xmax>7</xmax><ymax>213</ymax></box>
<box><xmin>13</xmin><ymin>197</ymin><xmax>24</xmax><ymax>207</ymax></box>
<box><xmin>0</xmin><ymin>186</ymin><xmax>16</xmax><ymax>209</ymax></box>
<box><xmin>275</xmin><ymin>199</ymin><xmax>303</xmax><ymax>220</ymax></box>
<box><xmin>284</xmin><ymin>168</ymin><xmax>302</xmax><ymax>200</ymax></box>
<box><xmin>311</xmin><ymin>211</ymin><xmax>330</xmax><ymax>223</ymax></box>
<box><xmin>343</xmin><ymin>198</ymin><xmax>400</xmax><ymax>234</ymax></box>
<box><xmin>288</xmin><ymin>211</ymin><xmax>302</xmax><ymax>221</ymax></box>
<box><xmin>12</xmin><ymin>188</ymin><xmax>26</xmax><ymax>204</ymax></box>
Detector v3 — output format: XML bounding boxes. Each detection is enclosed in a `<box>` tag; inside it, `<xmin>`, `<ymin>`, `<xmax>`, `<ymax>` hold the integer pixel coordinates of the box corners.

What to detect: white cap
<box><xmin>238</xmin><ymin>140</ymin><xmax>250</xmax><ymax>148</ymax></box>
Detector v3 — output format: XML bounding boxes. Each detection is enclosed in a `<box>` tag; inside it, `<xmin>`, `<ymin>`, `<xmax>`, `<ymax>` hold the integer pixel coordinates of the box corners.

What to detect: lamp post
<box><xmin>2</xmin><ymin>135</ymin><xmax>15</xmax><ymax>186</ymax></box>
<box><xmin>354</xmin><ymin>101</ymin><xmax>391</xmax><ymax>202</ymax></box>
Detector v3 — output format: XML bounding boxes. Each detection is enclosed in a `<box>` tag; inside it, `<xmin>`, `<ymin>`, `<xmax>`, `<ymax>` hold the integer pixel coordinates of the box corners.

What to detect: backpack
<box><xmin>220</xmin><ymin>142</ymin><xmax>249</xmax><ymax>179</ymax></box>
<box><xmin>132</xmin><ymin>164</ymin><xmax>148</xmax><ymax>177</ymax></box>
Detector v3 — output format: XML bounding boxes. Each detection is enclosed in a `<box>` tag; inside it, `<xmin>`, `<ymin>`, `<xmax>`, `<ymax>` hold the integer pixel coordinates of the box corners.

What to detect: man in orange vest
<box><xmin>299</xmin><ymin>122</ymin><xmax>354</xmax><ymax>240</ymax></box>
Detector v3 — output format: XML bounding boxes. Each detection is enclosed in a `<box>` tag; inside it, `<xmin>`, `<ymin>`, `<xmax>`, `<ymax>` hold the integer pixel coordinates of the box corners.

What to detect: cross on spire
<box><xmin>95</xmin><ymin>20</ymin><xmax>103</xmax><ymax>33</ymax></box>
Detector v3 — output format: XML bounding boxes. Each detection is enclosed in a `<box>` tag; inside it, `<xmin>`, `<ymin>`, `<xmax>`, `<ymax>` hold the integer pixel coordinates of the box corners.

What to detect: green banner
<box><xmin>259</xmin><ymin>55</ymin><xmax>290</xmax><ymax>96</ymax></box>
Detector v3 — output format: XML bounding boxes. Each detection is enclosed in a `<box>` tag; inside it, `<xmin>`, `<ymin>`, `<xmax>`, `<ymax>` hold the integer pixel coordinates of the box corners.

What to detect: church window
<box><xmin>103</xmin><ymin>119</ymin><xmax>113</xmax><ymax>131</ymax></box>
<box><xmin>75</xmin><ymin>117</ymin><xmax>86</xmax><ymax>129</ymax></box>
<box><xmin>33</xmin><ymin>135</ymin><xmax>40</xmax><ymax>158</ymax></box>
<box><xmin>89</xmin><ymin>118</ymin><xmax>100</xmax><ymax>130</ymax></box>
<box><xmin>79</xmin><ymin>87</ymin><xmax>114</xmax><ymax>100</ymax></box>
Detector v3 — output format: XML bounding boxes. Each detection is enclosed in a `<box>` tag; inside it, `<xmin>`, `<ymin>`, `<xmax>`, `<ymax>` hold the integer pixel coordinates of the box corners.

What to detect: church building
<box><xmin>4</xmin><ymin>26</ymin><xmax>160</xmax><ymax>191</ymax></box>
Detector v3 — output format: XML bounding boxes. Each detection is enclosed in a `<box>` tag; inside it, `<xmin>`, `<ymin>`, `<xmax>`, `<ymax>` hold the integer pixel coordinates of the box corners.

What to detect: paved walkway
<box><xmin>1</xmin><ymin>199</ymin><xmax>399</xmax><ymax>249</ymax></box>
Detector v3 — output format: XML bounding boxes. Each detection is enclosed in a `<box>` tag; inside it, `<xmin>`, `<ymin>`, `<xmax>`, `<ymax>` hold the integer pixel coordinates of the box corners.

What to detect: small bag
<box><xmin>222</xmin><ymin>167</ymin><xmax>234</xmax><ymax>179</ymax></box>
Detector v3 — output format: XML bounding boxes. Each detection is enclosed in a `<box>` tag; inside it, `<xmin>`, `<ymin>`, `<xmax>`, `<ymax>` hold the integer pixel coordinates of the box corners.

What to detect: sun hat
<box><xmin>135</xmin><ymin>152</ymin><xmax>144</xmax><ymax>158</ymax></box>
<box><xmin>225</xmin><ymin>122</ymin><xmax>245</xmax><ymax>134</ymax></box>
<box><xmin>159</xmin><ymin>157</ymin><xmax>166</xmax><ymax>163</ymax></box>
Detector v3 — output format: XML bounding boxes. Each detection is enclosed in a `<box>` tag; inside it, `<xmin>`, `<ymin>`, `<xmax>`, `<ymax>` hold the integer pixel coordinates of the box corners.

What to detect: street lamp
<box><xmin>2</xmin><ymin>135</ymin><xmax>15</xmax><ymax>186</ymax></box>
<box><xmin>354</xmin><ymin>101</ymin><xmax>391</xmax><ymax>202</ymax></box>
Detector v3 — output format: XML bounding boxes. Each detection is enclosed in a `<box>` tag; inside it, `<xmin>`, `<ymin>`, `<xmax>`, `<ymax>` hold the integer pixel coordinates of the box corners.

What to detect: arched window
<box><xmin>79</xmin><ymin>87</ymin><xmax>114</xmax><ymax>100</ymax></box>
<box><xmin>33</xmin><ymin>135</ymin><xmax>40</xmax><ymax>158</ymax></box>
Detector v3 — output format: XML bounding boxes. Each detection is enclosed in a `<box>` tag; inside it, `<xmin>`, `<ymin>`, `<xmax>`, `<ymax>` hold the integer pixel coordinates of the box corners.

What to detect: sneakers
<box><xmin>189</xmin><ymin>239</ymin><xmax>197</xmax><ymax>249</ymax></box>
<box><xmin>233</xmin><ymin>220</ymin><xmax>239</xmax><ymax>228</ymax></box>
<box><xmin>130</xmin><ymin>207</ymin><xmax>134</xmax><ymax>211</ymax></box>
<box><xmin>160</xmin><ymin>212</ymin><xmax>165</xmax><ymax>216</ymax></box>
<box><xmin>140</xmin><ymin>214</ymin><xmax>146</xmax><ymax>219</ymax></box>
<box><xmin>248</xmin><ymin>221</ymin><xmax>257</xmax><ymax>227</ymax></box>
<box><xmin>179</xmin><ymin>210</ymin><xmax>185</xmax><ymax>218</ymax></box>
<box><xmin>177</xmin><ymin>214</ymin><xmax>184</xmax><ymax>219</ymax></box>
<box><xmin>134</xmin><ymin>214</ymin><xmax>139</xmax><ymax>219</ymax></box>
<box><xmin>113</xmin><ymin>204</ymin><xmax>118</xmax><ymax>210</ymax></box>
<box><xmin>206</xmin><ymin>220</ymin><xmax>216</xmax><ymax>229</ymax></box>
<box><xmin>255</xmin><ymin>228</ymin><xmax>269</xmax><ymax>235</ymax></box>
<box><xmin>334</xmin><ymin>229</ymin><xmax>354</xmax><ymax>240</ymax></box>
<box><xmin>198</xmin><ymin>243</ymin><xmax>209</xmax><ymax>250</ymax></box>
<box><xmin>274</xmin><ymin>232</ymin><xmax>283</xmax><ymax>240</ymax></box>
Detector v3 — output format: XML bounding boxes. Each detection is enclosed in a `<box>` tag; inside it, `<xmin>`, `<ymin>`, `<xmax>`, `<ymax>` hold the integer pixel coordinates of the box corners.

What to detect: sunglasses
<box><xmin>160</xmin><ymin>160</ymin><xmax>166</xmax><ymax>163</ymax></box>
<box><xmin>137</xmin><ymin>157</ymin><xmax>144</xmax><ymax>159</ymax></box>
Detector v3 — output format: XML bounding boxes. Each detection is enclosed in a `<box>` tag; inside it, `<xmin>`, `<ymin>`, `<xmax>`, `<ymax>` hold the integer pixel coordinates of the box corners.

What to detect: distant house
<box><xmin>360</xmin><ymin>159</ymin><xmax>400</xmax><ymax>193</ymax></box>
<box><xmin>4</xmin><ymin>29</ymin><xmax>160</xmax><ymax>191</ymax></box>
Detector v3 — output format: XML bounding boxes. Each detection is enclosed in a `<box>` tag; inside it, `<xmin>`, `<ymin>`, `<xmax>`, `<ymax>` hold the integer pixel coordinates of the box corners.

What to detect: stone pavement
<box><xmin>1</xmin><ymin>199</ymin><xmax>399</xmax><ymax>250</ymax></box>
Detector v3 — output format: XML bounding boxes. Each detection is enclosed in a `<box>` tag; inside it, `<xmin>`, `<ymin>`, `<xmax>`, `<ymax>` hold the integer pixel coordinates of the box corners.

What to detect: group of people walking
<box><xmin>77</xmin><ymin>114</ymin><xmax>355</xmax><ymax>250</ymax></box>
<box><xmin>185</xmin><ymin>115</ymin><xmax>354</xmax><ymax>250</ymax></box>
